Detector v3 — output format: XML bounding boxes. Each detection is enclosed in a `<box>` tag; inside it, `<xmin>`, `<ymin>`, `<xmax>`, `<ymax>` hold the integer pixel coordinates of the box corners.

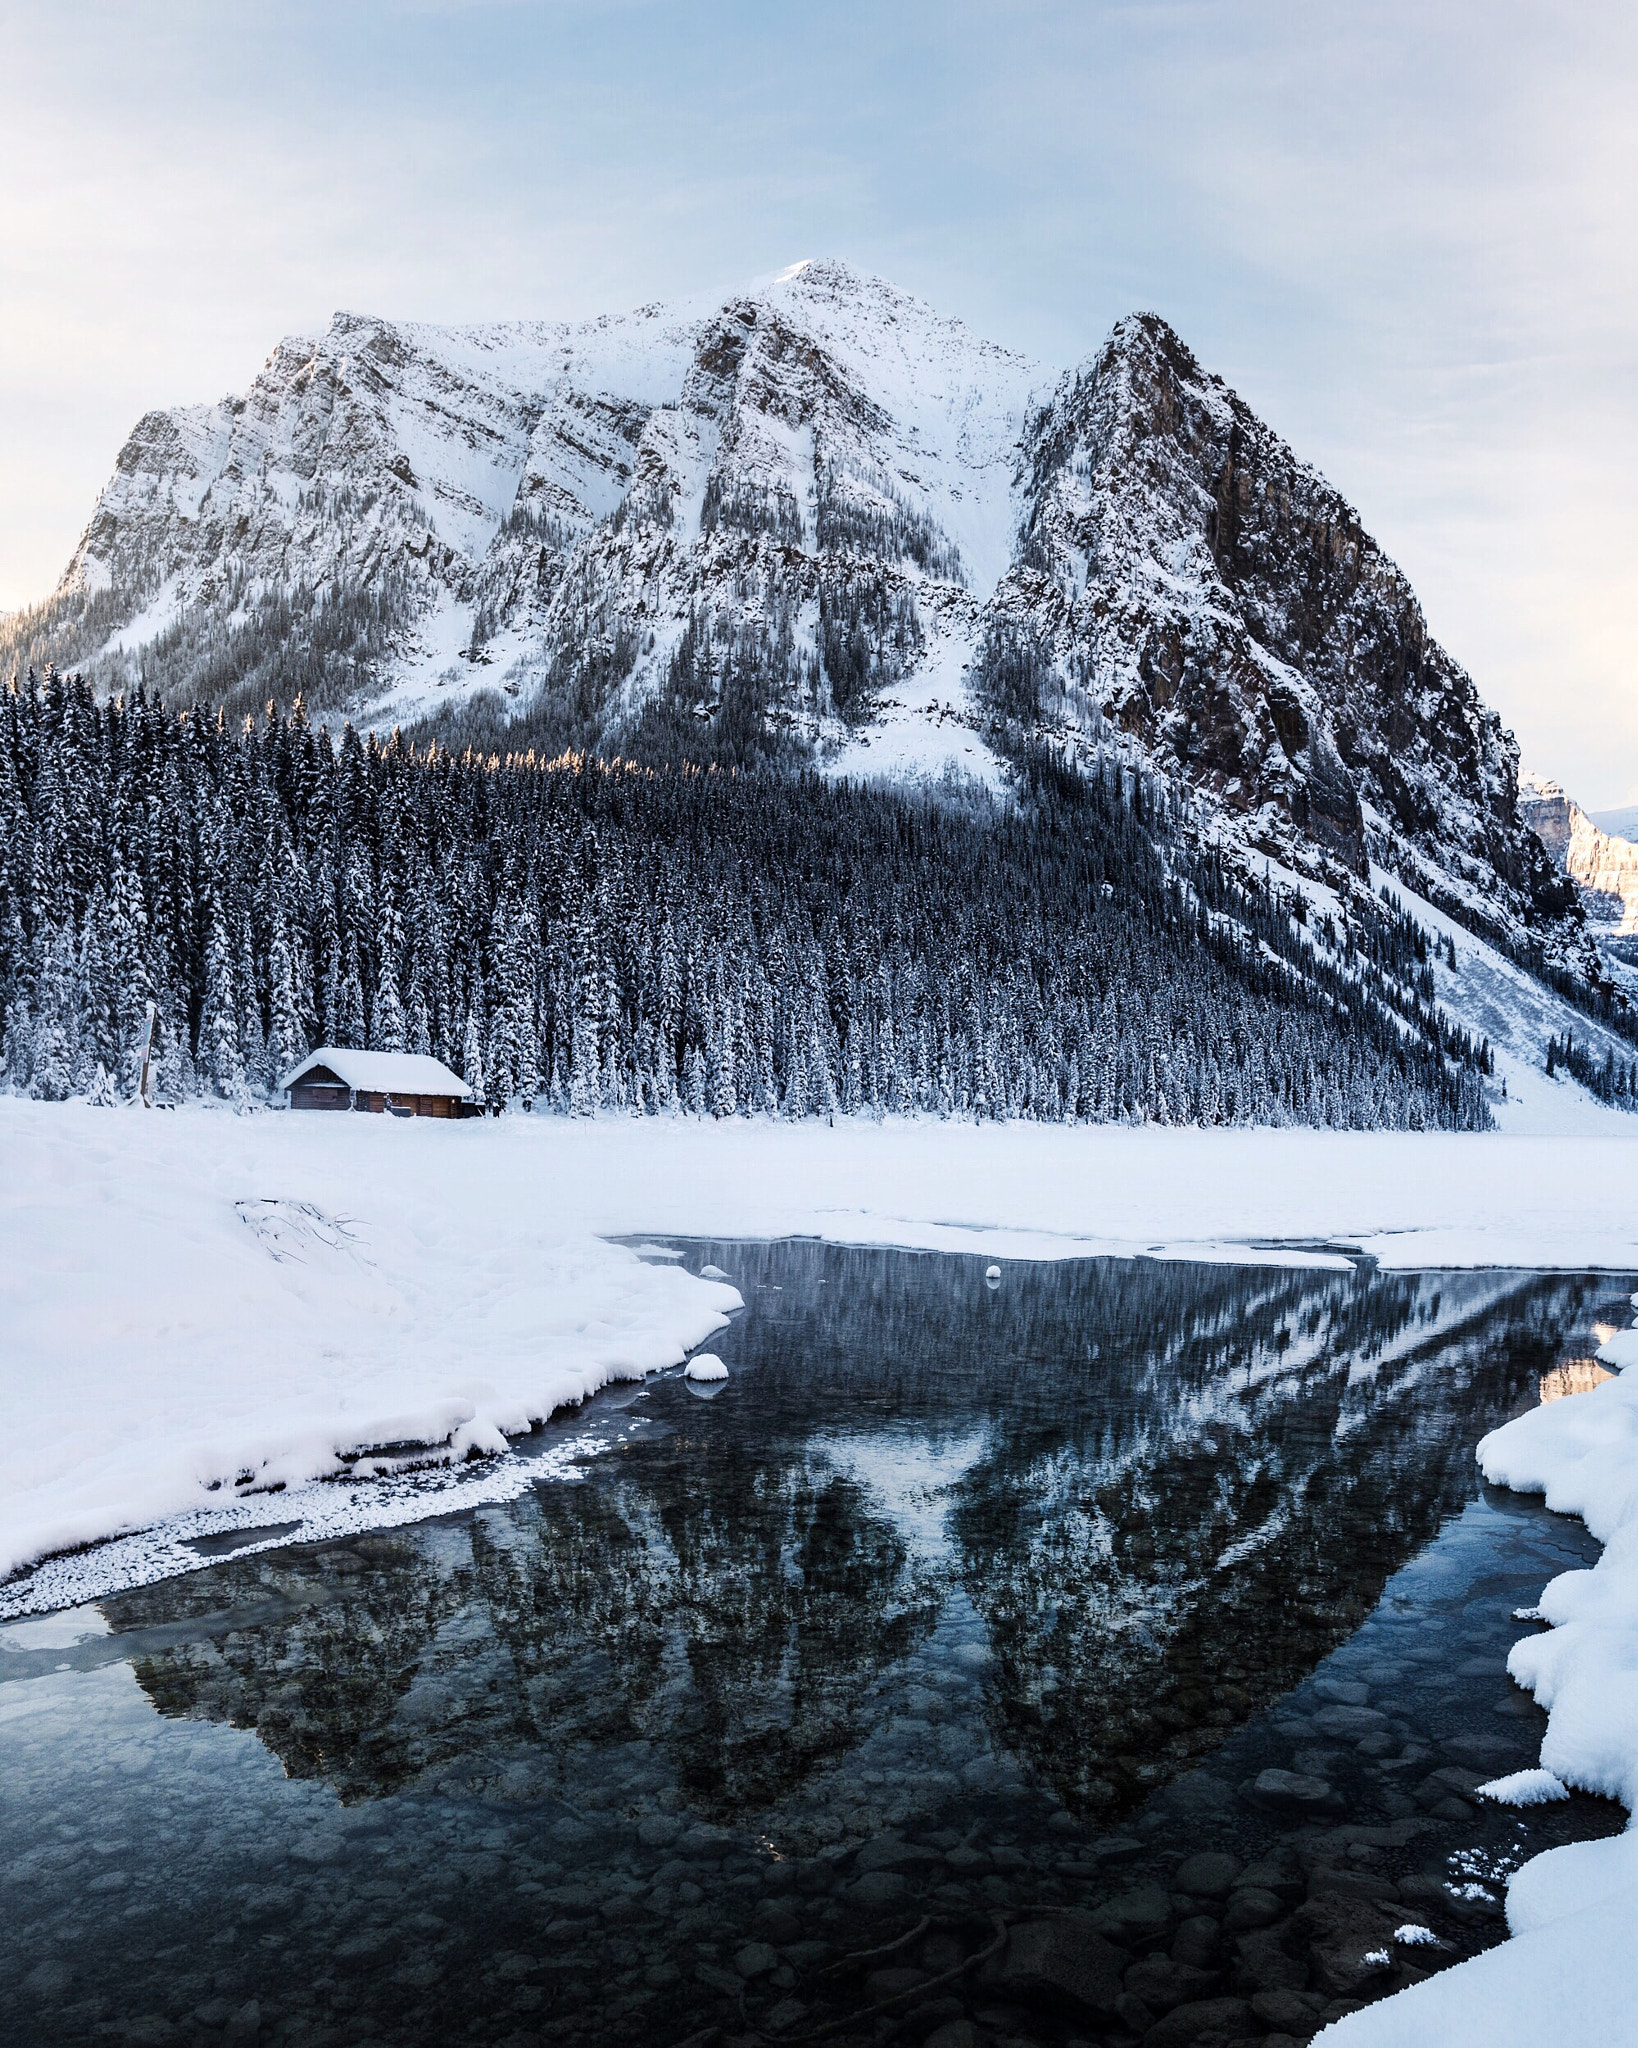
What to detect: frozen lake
<box><xmin>0</xmin><ymin>1244</ymin><xmax>1629</xmax><ymax>2048</ymax></box>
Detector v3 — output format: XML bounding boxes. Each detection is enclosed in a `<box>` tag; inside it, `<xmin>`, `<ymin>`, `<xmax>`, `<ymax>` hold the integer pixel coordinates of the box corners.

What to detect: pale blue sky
<box><xmin>5</xmin><ymin>0</ymin><xmax>1635</xmax><ymax>800</ymax></box>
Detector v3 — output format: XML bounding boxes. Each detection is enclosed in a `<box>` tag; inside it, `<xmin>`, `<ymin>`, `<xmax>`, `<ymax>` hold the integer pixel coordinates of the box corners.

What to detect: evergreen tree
<box><xmin>462</xmin><ymin>1008</ymin><xmax>487</xmax><ymax>1110</ymax></box>
<box><xmin>266</xmin><ymin>914</ymin><xmax>307</xmax><ymax>1087</ymax></box>
<box><xmin>28</xmin><ymin>926</ymin><xmax>76</xmax><ymax>1101</ymax></box>
<box><xmin>201</xmin><ymin>892</ymin><xmax>247</xmax><ymax>1102</ymax></box>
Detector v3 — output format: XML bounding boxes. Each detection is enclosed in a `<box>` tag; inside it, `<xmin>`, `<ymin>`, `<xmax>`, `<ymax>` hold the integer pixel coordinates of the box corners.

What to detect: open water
<box><xmin>0</xmin><ymin>1245</ymin><xmax>1630</xmax><ymax>2048</ymax></box>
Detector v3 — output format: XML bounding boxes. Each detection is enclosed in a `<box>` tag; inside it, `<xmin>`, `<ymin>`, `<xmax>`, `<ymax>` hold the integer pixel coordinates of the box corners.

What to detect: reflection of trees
<box><xmin>118</xmin><ymin>1446</ymin><xmax>938</xmax><ymax>1814</ymax></box>
<box><xmin>948</xmin><ymin>1271</ymin><xmax>1604</xmax><ymax>1819</ymax></box>
<box><xmin>508</xmin><ymin>1454</ymin><xmax>939</xmax><ymax>1811</ymax></box>
<box><xmin>108</xmin><ymin>1244</ymin><xmax>1614</xmax><ymax>1830</ymax></box>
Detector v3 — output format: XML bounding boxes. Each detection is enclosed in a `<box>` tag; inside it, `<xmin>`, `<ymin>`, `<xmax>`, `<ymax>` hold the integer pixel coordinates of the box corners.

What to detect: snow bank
<box><xmin>1319</xmin><ymin>1304</ymin><xmax>1638</xmax><ymax>2045</ymax></box>
<box><xmin>0</xmin><ymin>1100</ymin><xmax>741</xmax><ymax>1604</ymax></box>
<box><xmin>1596</xmin><ymin>1323</ymin><xmax>1638</xmax><ymax>1370</ymax></box>
<box><xmin>1317</xmin><ymin>1890</ymin><xmax>1637</xmax><ymax>2048</ymax></box>
<box><xmin>8</xmin><ymin>1099</ymin><xmax>1638</xmax><ymax>1620</ymax></box>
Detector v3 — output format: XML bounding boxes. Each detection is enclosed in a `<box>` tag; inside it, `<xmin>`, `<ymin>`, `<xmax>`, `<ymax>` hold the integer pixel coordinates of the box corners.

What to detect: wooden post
<box><xmin>137</xmin><ymin>998</ymin><xmax>158</xmax><ymax>1106</ymax></box>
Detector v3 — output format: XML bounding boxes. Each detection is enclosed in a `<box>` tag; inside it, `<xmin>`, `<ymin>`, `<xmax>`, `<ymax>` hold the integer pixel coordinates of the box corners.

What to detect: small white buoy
<box><xmin>685</xmin><ymin>1354</ymin><xmax>729</xmax><ymax>1382</ymax></box>
<box><xmin>699</xmin><ymin>1264</ymin><xmax>731</xmax><ymax>1282</ymax></box>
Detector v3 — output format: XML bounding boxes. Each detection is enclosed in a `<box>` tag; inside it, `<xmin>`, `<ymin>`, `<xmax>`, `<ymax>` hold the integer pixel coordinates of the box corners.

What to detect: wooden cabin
<box><xmin>279</xmin><ymin>1048</ymin><xmax>478</xmax><ymax>1118</ymax></box>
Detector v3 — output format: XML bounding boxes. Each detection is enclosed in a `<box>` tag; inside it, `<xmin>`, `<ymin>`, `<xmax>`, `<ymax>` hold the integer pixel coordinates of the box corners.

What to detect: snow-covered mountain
<box><xmin>990</xmin><ymin>316</ymin><xmax>1574</xmax><ymax>945</ymax></box>
<box><xmin>0</xmin><ymin>259</ymin><xmax>1589</xmax><ymax>975</ymax></box>
<box><xmin>6</xmin><ymin>262</ymin><xmax>1031</xmax><ymax>762</ymax></box>
<box><xmin>1521</xmin><ymin>773</ymin><xmax>1638</xmax><ymax>961</ymax></box>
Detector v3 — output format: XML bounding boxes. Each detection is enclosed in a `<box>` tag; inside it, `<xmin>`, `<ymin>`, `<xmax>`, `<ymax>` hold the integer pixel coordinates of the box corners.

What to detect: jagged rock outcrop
<box><xmin>986</xmin><ymin>315</ymin><xmax>1571</xmax><ymax>945</ymax></box>
<box><xmin>0</xmin><ymin>263</ymin><xmax>1588</xmax><ymax>967</ymax></box>
<box><xmin>1520</xmin><ymin>773</ymin><xmax>1638</xmax><ymax>940</ymax></box>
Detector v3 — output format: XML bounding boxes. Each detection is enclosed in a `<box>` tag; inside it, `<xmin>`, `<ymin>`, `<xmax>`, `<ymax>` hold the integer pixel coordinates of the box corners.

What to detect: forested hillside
<box><xmin>0</xmin><ymin>671</ymin><xmax>1490</xmax><ymax>1128</ymax></box>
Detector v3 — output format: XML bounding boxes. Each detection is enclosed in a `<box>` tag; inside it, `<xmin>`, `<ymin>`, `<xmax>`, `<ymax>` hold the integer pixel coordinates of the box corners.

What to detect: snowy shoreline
<box><xmin>9</xmin><ymin>1096</ymin><xmax>1638</xmax><ymax>1607</ymax></box>
<box><xmin>7</xmin><ymin>1097</ymin><xmax>1638</xmax><ymax>2042</ymax></box>
<box><xmin>1316</xmin><ymin>1309</ymin><xmax>1638</xmax><ymax>2044</ymax></box>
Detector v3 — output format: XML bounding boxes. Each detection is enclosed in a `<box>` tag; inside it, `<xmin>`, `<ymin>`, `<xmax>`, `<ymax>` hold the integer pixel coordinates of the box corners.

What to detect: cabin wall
<box><xmin>353</xmin><ymin>1092</ymin><xmax>460</xmax><ymax>1117</ymax></box>
<box><xmin>290</xmin><ymin>1085</ymin><xmax>349</xmax><ymax>1111</ymax></box>
<box><xmin>288</xmin><ymin>1085</ymin><xmax>465</xmax><ymax>1116</ymax></box>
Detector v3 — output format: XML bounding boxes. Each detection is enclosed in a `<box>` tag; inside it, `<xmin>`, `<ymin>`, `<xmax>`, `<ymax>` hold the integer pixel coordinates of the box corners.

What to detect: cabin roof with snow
<box><xmin>279</xmin><ymin>1048</ymin><xmax>474</xmax><ymax>1099</ymax></box>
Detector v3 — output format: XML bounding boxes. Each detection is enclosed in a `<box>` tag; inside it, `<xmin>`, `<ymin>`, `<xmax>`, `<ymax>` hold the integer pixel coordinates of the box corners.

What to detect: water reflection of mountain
<box><xmin>107</xmin><ymin>1248</ymin><xmax>1613</xmax><ymax>1825</ymax></box>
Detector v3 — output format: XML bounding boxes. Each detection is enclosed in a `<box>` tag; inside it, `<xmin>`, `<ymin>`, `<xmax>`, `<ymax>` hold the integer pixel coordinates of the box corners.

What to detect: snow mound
<box><xmin>684</xmin><ymin>1354</ymin><xmax>729</xmax><ymax>1383</ymax></box>
<box><xmin>1597</xmin><ymin>1325</ymin><xmax>1638</xmax><ymax>1369</ymax></box>
<box><xmin>235</xmin><ymin>1198</ymin><xmax>368</xmax><ymax>1268</ymax></box>
<box><xmin>1475</xmin><ymin>1768</ymin><xmax>1569</xmax><ymax>1805</ymax></box>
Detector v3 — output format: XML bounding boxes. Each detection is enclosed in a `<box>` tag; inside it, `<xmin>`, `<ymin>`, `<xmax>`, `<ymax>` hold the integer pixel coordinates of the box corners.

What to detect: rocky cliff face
<box><xmin>1520</xmin><ymin>774</ymin><xmax>1638</xmax><ymax>939</ymax></box>
<box><xmin>987</xmin><ymin>316</ymin><xmax>1570</xmax><ymax>940</ymax></box>
<box><xmin>0</xmin><ymin>262</ymin><xmax>1588</xmax><ymax>968</ymax></box>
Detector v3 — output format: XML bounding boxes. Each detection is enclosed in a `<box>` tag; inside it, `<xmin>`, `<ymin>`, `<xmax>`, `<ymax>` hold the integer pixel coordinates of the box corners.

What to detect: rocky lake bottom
<box><xmin>1</xmin><ymin>1243</ymin><xmax>1631</xmax><ymax>2048</ymax></box>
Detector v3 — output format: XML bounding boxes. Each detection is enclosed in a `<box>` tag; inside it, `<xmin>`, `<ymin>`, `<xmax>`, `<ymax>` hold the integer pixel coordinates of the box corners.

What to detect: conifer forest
<box><xmin>0</xmin><ymin>671</ymin><xmax>1493</xmax><ymax>1128</ymax></box>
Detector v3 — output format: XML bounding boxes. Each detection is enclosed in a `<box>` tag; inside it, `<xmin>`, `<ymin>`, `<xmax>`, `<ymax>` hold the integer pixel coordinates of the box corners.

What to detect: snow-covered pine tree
<box><xmin>200</xmin><ymin>891</ymin><xmax>247</xmax><ymax>1103</ymax></box>
<box><xmin>369</xmin><ymin>889</ymin><xmax>407</xmax><ymax>1053</ymax></box>
<box><xmin>28</xmin><ymin>925</ymin><xmax>77</xmax><ymax>1101</ymax></box>
<box><xmin>462</xmin><ymin>1008</ymin><xmax>487</xmax><ymax>1110</ymax></box>
<box><xmin>266</xmin><ymin>913</ymin><xmax>307</xmax><ymax>1090</ymax></box>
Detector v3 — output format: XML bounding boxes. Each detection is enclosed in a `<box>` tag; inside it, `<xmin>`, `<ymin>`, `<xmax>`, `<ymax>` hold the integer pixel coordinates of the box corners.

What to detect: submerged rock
<box><xmin>1293</xmin><ymin>1891</ymin><xmax>1402</xmax><ymax>1997</ymax></box>
<box><xmin>1249</xmin><ymin>1768</ymin><xmax>1335</xmax><ymax>1811</ymax></box>
<box><xmin>1124</xmin><ymin>1952</ymin><xmax>1220</xmax><ymax>2013</ymax></box>
<box><xmin>988</xmin><ymin>1912</ymin><xmax>1127</xmax><ymax>2015</ymax></box>
<box><xmin>1138</xmin><ymin>1995</ymin><xmax>1255</xmax><ymax>2047</ymax></box>
<box><xmin>1090</xmin><ymin>1884</ymin><xmax>1174</xmax><ymax>1945</ymax></box>
<box><xmin>1173</xmin><ymin>1851</ymin><xmax>1240</xmax><ymax>1899</ymax></box>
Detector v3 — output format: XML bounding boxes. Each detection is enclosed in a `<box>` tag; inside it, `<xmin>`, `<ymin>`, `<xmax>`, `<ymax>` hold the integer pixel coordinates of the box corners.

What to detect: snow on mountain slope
<box><xmin>3</xmin><ymin>261</ymin><xmax>1038</xmax><ymax>759</ymax></box>
<box><xmin>1380</xmin><ymin>872</ymin><xmax>1638</xmax><ymax>1135</ymax></box>
<box><xmin>19</xmin><ymin>295</ymin><xmax>709</xmax><ymax>715</ymax></box>
<box><xmin>1589</xmin><ymin>801</ymin><xmax>1638</xmax><ymax>842</ymax></box>
<box><xmin>748</xmin><ymin>261</ymin><xmax>1031</xmax><ymax>592</ymax></box>
<box><xmin>820</xmin><ymin>607</ymin><xmax>1008</xmax><ymax>789</ymax></box>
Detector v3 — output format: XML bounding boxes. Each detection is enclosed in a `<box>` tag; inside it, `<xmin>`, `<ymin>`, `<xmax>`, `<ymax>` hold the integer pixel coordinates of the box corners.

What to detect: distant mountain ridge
<box><xmin>0</xmin><ymin>259</ymin><xmax>1593</xmax><ymax>985</ymax></box>
<box><xmin>1589</xmin><ymin>803</ymin><xmax>1638</xmax><ymax>844</ymax></box>
<box><xmin>1521</xmin><ymin>775</ymin><xmax>1638</xmax><ymax>970</ymax></box>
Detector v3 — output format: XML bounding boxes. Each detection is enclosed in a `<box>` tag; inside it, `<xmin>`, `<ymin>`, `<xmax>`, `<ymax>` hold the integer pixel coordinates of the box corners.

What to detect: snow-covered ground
<box><xmin>7</xmin><ymin>1094</ymin><xmax>1638</xmax><ymax>2040</ymax></box>
<box><xmin>821</xmin><ymin>613</ymin><xmax>1008</xmax><ymax>790</ymax></box>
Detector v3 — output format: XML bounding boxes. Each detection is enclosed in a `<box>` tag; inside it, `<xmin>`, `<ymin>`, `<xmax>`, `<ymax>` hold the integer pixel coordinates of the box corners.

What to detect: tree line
<box><xmin>1545</xmin><ymin>1030</ymin><xmax>1638</xmax><ymax>1111</ymax></box>
<box><xmin>0</xmin><ymin>669</ymin><xmax>1491</xmax><ymax>1127</ymax></box>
